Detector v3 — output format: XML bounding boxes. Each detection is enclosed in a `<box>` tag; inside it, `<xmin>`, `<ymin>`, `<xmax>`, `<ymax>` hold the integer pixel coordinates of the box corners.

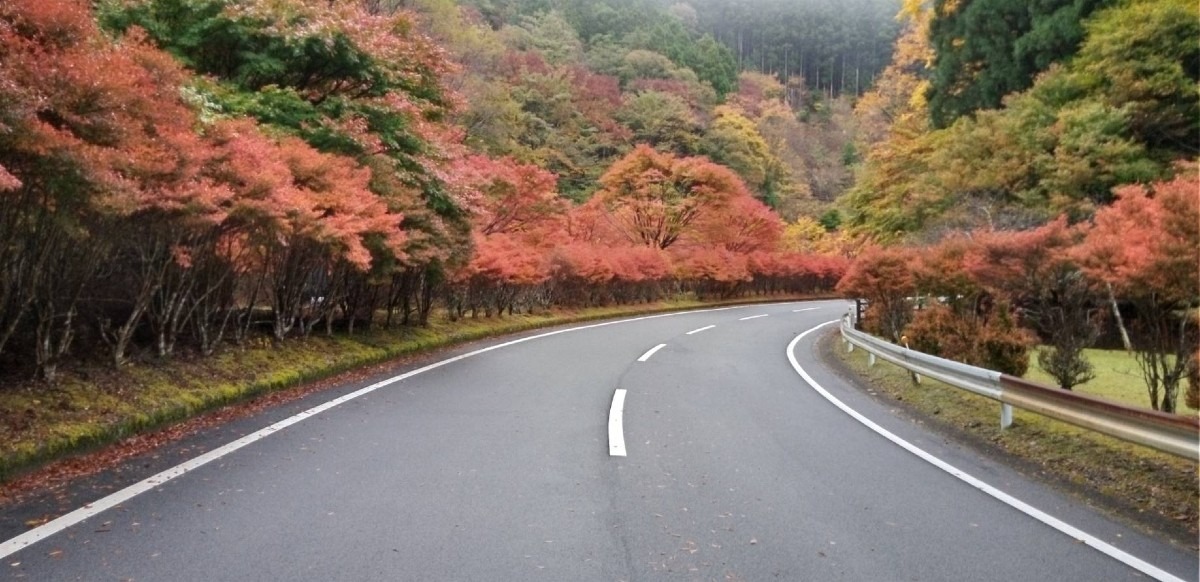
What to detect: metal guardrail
<box><xmin>839</xmin><ymin>315</ymin><xmax>1199</xmax><ymax>461</ymax></box>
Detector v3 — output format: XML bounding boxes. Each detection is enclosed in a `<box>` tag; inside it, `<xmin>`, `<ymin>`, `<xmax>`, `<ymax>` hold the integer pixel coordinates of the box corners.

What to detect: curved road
<box><xmin>2</xmin><ymin>301</ymin><xmax>1196</xmax><ymax>580</ymax></box>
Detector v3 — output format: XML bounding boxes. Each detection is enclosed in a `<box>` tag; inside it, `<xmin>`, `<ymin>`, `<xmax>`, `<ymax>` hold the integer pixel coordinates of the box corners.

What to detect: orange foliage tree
<box><xmin>447</xmin><ymin>155</ymin><xmax>565</xmax><ymax>317</ymax></box>
<box><xmin>0</xmin><ymin>0</ymin><xmax>240</xmax><ymax>375</ymax></box>
<box><xmin>0</xmin><ymin>0</ymin><xmax>435</xmax><ymax>376</ymax></box>
<box><xmin>965</xmin><ymin>219</ymin><xmax>1097</xmax><ymax>388</ymax></box>
<box><xmin>836</xmin><ymin>246</ymin><xmax>917</xmax><ymax>341</ymax></box>
<box><xmin>900</xmin><ymin>235</ymin><xmax>1036</xmax><ymax>376</ymax></box>
<box><xmin>1075</xmin><ymin>169</ymin><xmax>1199</xmax><ymax>411</ymax></box>
<box><xmin>837</xmin><ymin>167</ymin><xmax>1196</xmax><ymax>395</ymax></box>
<box><xmin>591</xmin><ymin>145</ymin><xmax>749</xmax><ymax>250</ymax></box>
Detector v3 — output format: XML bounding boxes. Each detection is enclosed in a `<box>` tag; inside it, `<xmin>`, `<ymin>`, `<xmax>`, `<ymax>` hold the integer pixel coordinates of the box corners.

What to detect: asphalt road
<box><xmin>2</xmin><ymin>300</ymin><xmax>1196</xmax><ymax>581</ymax></box>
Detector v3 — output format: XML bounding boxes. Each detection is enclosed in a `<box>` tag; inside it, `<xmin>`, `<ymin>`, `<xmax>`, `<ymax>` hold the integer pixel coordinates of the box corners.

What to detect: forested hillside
<box><xmin>842</xmin><ymin>0</ymin><xmax>1198</xmax><ymax>413</ymax></box>
<box><xmin>427</xmin><ymin>0</ymin><xmax>881</xmax><ymax>210</ymax></box>
<box><xmin>0</xmin><ymin>0</ymin><xmax>872</xmax><ymax>381</ymax></box>
<box><xmin>846</xmin><ymin>0</ymin><xmax>1197</xmax><ymax>240</ymax></box>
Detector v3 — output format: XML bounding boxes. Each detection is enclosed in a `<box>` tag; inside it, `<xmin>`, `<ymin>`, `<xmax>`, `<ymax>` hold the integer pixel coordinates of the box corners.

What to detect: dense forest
<box><xmin>0</xmin><ymin>0</ymin><xmax>1196</xmax><ymax>410</ymax></box>
<box><xmin>465</xmin><ymin>0</ymin><xmax>900</xmax><ymax>98</ymax></box>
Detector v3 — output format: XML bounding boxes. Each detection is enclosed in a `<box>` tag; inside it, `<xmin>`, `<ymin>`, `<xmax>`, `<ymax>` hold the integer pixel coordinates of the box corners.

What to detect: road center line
<box><xmin>786</xmin><ymin>321</ymin><xmax>1185</xmax><ymax>582</ymax></box>
<box><xmin>608</xmin><ymin>389</ymin><xmax>627</xmax><ymax>457</ymax></box>
<box><xmin>638</xmin><ymin>343</ymin><xmax>667</xmax><ymax>362</ymax></box>
<box><xmin>792</xmin><ymin>307</ymin><xmax>818</xmax><ymax>313</ymax></box>
<box><xmin>739</xmin><ymin>314</ymin><xmax>769</xmax><ymax>321</ymax></box>
<box><xmin>686</xmin><ymin>325</ymin><xmax>716</xmax><ymax>335</ymax></box>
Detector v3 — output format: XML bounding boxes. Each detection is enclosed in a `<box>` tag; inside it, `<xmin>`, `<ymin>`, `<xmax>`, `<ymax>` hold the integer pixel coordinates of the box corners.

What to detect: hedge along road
<box><xmin>2</xmin><ymin>301</ymin><xmax>1196</xmax><ymax>581</ymax></box>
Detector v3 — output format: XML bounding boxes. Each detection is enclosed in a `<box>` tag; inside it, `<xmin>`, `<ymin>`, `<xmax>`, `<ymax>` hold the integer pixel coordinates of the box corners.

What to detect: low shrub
<box><xmin>902</xmin><ymin>302</ymin><xmax>1036</xmax><ymax>375</ymax></box>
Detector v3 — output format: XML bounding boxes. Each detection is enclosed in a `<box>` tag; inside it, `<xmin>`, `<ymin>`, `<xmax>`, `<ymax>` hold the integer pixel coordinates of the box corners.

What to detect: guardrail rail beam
<box><xmin>837</xmin><ymin>314</ymin><xmax>1199</xmax><ymax>461</ymax></box>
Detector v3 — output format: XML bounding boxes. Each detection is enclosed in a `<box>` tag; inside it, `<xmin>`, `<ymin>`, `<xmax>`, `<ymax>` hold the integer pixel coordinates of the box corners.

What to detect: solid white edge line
<box><xmin>686</xmin><ymin>325</ymin><xmax>716</xmax><ymax>335</ymax></box>
<box><xmin>786</xmin><ymin>321</ymin><xmax>1185</xmax><ymax>582</ymax></box>
<box><xmin>608</xmin><ymin>389</ymin><xmax>628</xmax><ymax>457</ymax></box>
<box><xmin>0</xmin><ymin>303</ymin><xmax>768</xmax><ymax>560</ymax></box>
<box><xmin>638</xmin><ymin>343</ymin><xmax>667</xmax><ymax>362</ymax></box>
<box><xmin>739</xmin><ymin>314</ymin><xmax>769</xmax><ymax>321</ymax></box>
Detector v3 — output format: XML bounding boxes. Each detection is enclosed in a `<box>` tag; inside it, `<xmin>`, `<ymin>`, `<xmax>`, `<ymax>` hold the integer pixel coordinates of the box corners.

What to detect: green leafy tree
<box><xmin>818</xmin><ymin>209</ymin><xmax>842</xmax><ymax>231</ymax></box>
<box><xmin>618</xmin><ymin>49</ymin><xmax>685</xmax><ymax>83</ymax></box>
<box><xmin>699</xmin><ymin>106</ymin><xmax>787</xmax><ymax>207</ymax></box>
<box><xmin>506</xmin><ymin>10</ymin><xmax>582</xmax><ymax>65</ymax></box>
<box><xmin>926</xmin><ymin>0</ymin><xmax>1111</xmax><ymax>127</ymax></box>
<box><xmin>687</xmin><ymin>0</ymin><xmax>900</xmax><ymax>98</ymax></box>
<box><xmin>616</xmin><ymin>91</ymin><xmax>701</xmax><ymax>155</ymax></box>
<box><xmin>1062</xmin><ymin>0</ymin><xmax>1199</xmax><ymax>158</ymax></box>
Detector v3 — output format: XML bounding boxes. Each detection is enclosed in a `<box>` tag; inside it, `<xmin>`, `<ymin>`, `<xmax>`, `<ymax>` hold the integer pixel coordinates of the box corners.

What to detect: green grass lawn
<box><xmin>1024</xmin><ymin>347</ymin><xmax>1198</xmax><ymax>417</ymax></box>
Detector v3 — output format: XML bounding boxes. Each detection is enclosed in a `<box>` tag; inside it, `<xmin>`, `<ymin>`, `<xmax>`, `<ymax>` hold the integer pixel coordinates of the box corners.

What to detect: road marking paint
<box><xmin>792</xmin><ymin>308</ymin><xmax>818</xmax><ymax>313</ymax></box>
<box><xmin>0</xmin><ymin>304</ymin><xmax>758</xmax><ymax>560</ymax></box>
<box><xmin>608</xmin><ymin>389</ymin><xmax>627</xmax><ymax>457</ymax></box>
<box><xmin>786</xmin><ymin>321</ymin><xmax>1185</xmax><ymax>582</ymax></box>
<box><xmin>739</xmin><ymin>314</ymin><xmax>768</xmax><ymax>321</ymax></box>
<box><xmin>686</xmin><ymin>325</ymin><xmax>716</xmax><ymax>335</ymax></box>
<box><xmin>638</xmin><ymin>343</ymin><xmax>667</xmax><ymax>362</ymax></box>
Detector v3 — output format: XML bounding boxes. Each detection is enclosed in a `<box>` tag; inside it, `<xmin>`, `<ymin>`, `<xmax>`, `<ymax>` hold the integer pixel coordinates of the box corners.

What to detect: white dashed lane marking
<box><xmin>637</xmin><ymin>343</ymin><xmax>667</xmax><ymax>362</ymax></box>
<box><xmin>608</xmin><ymin>389</ymin><xmax>627</xmax><ymax>457</ymax></box>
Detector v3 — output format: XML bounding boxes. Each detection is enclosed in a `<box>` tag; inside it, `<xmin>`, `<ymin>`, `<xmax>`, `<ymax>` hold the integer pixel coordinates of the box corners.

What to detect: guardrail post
<box><xmin>1000</xmin><ymin>403</ymin><xmax>1013</xmax><ymax>429</ymax></box>
<box><xmin>868</xmin><ymin>353</ymin><xmax>876</xmax><ymax>368</ymax></box>
<box><xmin>900</xmin><ymin>335</ymin><xmax>920</xmax><ymax>384</ymax></box>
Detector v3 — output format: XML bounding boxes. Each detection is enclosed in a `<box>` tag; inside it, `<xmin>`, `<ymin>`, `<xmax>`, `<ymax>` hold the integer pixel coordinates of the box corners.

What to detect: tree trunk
<box><xmin>35</xmin><ymin>305</ymin><xmax>75</xmax><ymax>383</ymax></box>
<box><xmin>840</xmin><ymin>54</ymin><xmax>846</xmax><ymax>96</ymax></box>
<box><xmin>237</xmin><ymin>268</ymin><xmax>266</xmax><ymax>345</ymax></box>
<box><xmin>1106</xmin><ymin>282</ymin><xmax>1132</xmax><ymax>351</ymax></box>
